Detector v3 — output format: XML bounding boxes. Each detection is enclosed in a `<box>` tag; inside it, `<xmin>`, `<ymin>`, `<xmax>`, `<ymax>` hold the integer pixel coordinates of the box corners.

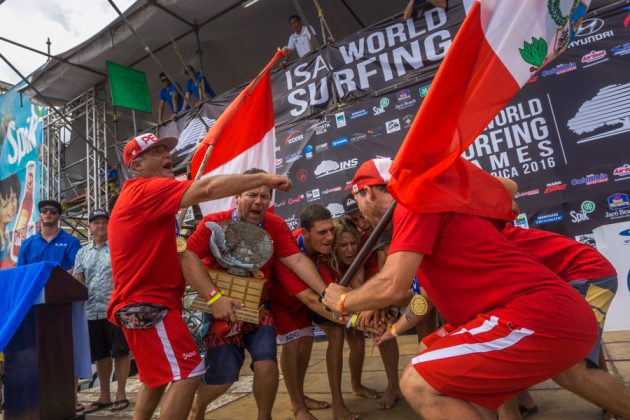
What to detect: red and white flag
<box><xmin>191</xmin><ymin>51</ymin><xmax>282</xmax><ymax>215</ymax></box>
<box><xmin>389</xmin><ymin>0</ymin><xmax>590</xmax><ymax>220</ymax></box>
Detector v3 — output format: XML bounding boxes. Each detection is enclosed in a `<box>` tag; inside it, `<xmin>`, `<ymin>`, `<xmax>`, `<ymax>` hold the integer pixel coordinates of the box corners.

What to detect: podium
<box><xmin>2</xmin><ymin>264</ymin><xmax>88</xmax><ymax>420</ymax></box>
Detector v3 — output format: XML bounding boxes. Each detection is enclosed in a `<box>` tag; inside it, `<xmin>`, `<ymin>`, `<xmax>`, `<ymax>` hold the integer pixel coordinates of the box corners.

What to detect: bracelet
<box><xmin>339</xmin><ymin>293</ymin><xmax>347</xmax><ymax>312</ymax></box>
<box><xmin>207</xmin><ymin>289</ymin><xmax>223</xmax><ymax>305</ymax></box>
<box><xmin>346</xmin><ymin>314</ymin><xmax>358</xmax><ymax>329</ymax></box>
<box><xmin>391</xmin><ymin>323</ymin><xmax>399</xmax><ymax>337</ymax></box>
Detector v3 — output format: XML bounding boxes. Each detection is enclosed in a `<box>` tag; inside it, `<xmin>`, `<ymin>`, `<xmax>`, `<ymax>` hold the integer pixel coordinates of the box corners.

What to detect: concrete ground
<box><xmin>77</xmin><ymin>331</ymin><xmax>630</xmax><ymax>419</ymax></box>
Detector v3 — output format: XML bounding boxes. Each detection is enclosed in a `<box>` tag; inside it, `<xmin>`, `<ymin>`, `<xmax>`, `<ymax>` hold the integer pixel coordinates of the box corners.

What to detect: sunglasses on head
<box><xmin>41</xmin><ymin>207</ymin><xmax>59</xmax><ymax>214</ymax></box>
<box><xmin>160</xmin><ymin>78</ymin><xmax>168</xmax><ymax>82</ymax></box>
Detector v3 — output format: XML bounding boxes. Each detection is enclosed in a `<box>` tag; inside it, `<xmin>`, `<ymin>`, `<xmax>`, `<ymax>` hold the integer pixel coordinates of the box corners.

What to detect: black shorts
<box><xmin>88</xmin><ymin>318</ymin><xmax>130</xmax><ymax>362</ymax></box>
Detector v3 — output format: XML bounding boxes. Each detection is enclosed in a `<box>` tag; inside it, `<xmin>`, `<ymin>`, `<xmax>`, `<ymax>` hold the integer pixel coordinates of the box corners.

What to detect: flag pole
<box><xmin>177</xmin><ymin>50</ymin><xmax>285</xmax><ymax>227</ymax></box>
<box><xmin>338</xmin><ymin>200</ymin><xmax>397</xmax><ymax>287</ymax></box>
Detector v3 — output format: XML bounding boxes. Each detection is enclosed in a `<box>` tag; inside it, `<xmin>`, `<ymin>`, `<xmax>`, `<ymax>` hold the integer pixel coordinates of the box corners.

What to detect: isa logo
<box><xmin>514</xmin><ymin>213</ymin><xmax>529</xmax><ymax>229</ymax></box>
<box><xmin>608</xmin><ymin>193</ymin><xmax>629</xmax><ymax>210</ymax></box>
<box><xmin>335</xmin><ymin>112</ymin><xmax>346</xmax><ymax>128</ymax></box>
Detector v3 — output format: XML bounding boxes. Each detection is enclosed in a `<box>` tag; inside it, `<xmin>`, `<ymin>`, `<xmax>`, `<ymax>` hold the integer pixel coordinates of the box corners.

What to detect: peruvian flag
<box><xmin>191</xmin><ymin>51</ymin><xmax>282</xmax><ymax>215</ymax></box>
<box><xmin>389</xmin><ymin>0</ymin><xmax>590</xmax><ymax>220</ymax></box>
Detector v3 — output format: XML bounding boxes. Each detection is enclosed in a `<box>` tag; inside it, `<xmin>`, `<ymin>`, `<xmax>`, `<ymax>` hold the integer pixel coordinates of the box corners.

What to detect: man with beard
<box><xmin>107</xmin><ymin>134</ymin><xmax>291</xmax><ymax>420</ymax></box>
<box><xmin>323</xmin><ymin>158</ymin><xmax>598</xmax><ymax>420</ymax></box>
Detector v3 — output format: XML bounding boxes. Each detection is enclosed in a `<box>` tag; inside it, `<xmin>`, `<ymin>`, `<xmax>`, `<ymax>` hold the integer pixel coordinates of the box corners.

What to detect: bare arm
<box><xmin>323</xmin><ymin>250</ymin><xmax>423</xmax><ymax>313</ymax></box>
<box><xmin>279</xmin><ymin>252</ymin><xmax>326</xmax><ymax>294</ymax></box>
<box><xmin>179</xmin><ymin>173</ymin><xmax>291</xmax><ymax>208</ymax></box>
<box><xmin>403</xmin><ymin>0</ymin><xmax>415</xmax><ymax>20</ymax></box>
<box><xmin>295</xmin><ymin>288</ymin><xmax>344</xmax><ymax>324</ymax></box>
<box><xmin>158</xmin><ymin>100</ymin><xmax>165</xmax><ymax>123</ymax></box>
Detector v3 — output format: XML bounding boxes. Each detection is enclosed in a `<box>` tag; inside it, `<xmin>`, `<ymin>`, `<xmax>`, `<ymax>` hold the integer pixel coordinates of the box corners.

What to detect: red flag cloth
<box><xmin>190</xmin><ymin>51</ymin><xmax>283</xmax><ymax>214</ymax></box>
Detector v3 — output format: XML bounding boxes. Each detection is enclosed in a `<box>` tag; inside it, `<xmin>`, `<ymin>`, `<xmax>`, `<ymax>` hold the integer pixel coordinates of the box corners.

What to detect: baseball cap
<box><xmin>123</xmin><ymin>133</ymin><xmax>178</xmax><ymax>167</ymax></box>
<box><xmin>38</xmin><ymin>199</ymin><xmax>62</xmax><ymax>213</ymax></box>
<box><xmin>346</xmin><ymin>158</ymin><xmax>392</xmax><ymax>194</ymax></box>
<box><xmin>88</xmin><ymin>209</ymin><xmax>109</xmax><ymax>223</ymax></box>
<box><xmin>343</xmin><ymin>194</ymin><xmax>359</xmax><ymax>214</ymax></box>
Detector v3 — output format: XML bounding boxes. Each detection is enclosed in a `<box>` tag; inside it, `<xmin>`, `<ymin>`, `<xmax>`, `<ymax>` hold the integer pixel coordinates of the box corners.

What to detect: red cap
<box><xmin>346</xmin><ymin>158</ymin><xmax>392</xmax><ymax>194</ymax></box>
<box><xmin>123</xmin><ymin>133</ymin><xmax>178</xmax><ymax>167</ymax></box>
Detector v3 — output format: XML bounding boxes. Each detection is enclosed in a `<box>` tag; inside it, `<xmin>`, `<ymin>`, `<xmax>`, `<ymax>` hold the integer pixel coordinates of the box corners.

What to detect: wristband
<box><xmin>391</xmin><ymin>323</ymin><xmax>399</xmax><ymax>337</ymax></box>
<box><xmin>339</xmin><ymin>293</ymin><xmax>347</xmax><ymax>312</ymax></box>
<box><xmin>207</xmin><ymin>289</ymin><xmax>223</xmax><ymax>306</ymax></box>
<box><xmin>346</xmin><ymin>314</ymin><xmax>358</xmax><ymax>329</ymax></box>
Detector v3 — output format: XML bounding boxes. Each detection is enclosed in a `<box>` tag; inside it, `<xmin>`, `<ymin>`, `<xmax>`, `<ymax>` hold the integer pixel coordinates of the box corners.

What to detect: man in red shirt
<box><xmin>323</xmin><ymin>158</ymin><xmax>598</xmax><ymax>419</ymax></box>
<box><xmin>106</xmin><ymin>134</ymin><xmax>291</xmax><ymax>420</ymax></box>
<box><xmin>185</xmin><ymin>171</ymin><xmax>342</xmax><ymax>420</ymax></box>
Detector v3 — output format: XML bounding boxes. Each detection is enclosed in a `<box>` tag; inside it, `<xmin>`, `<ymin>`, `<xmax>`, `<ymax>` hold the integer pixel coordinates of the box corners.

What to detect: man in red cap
<box><xmin>323</xmin><ymin>158</ymin><xmax>598</xmax><ymax>419</ymax></box>
<box><xmin>106</xmin><ymin>133</ymin><xmax>292</xmax><ymax>420</ymax></box>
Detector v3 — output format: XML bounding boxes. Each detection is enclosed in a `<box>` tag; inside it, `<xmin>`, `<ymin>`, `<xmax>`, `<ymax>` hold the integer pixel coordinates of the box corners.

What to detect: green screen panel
<box><xmin>107</xmin><ymin>61</ymin><xmax>152</xmax><ymax>113</ymax></box>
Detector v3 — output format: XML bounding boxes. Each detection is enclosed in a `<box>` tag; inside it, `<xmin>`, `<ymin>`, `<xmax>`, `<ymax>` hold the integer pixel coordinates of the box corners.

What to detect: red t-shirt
<box><xmin>388</xmin><ymin>205</ymin><xmax>597</xmax><ymax>341</ymax></box>
<box><xmin>501</xmin><ymin>223</ymin><xmax>615</xmax><ymax>281</ymax></box>
<box><xmin>107</xmin><ymin>177</ymin><xmax>193</xmax><ymax>322</ymax></box>
<box><xmin>186</xmin><ymin>209</ymin><xmax>301</xmax><ymax>298</ymax></box>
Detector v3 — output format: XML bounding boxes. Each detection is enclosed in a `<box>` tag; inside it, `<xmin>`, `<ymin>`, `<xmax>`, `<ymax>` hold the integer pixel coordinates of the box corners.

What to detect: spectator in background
<box><xmin>403</xmin><ymin>0</ymin><xmax>447</xmax><ymax>21</ymax></box>
<box><xmin>184</xmin><ymin>65</ymin><xmax>215</xmax><ymax>109</ymax></box>
<box><xmin>0</xmin><ymin>174</ymin><xmax>20</xmax><ymax>268</ymax></box>
<box><xmin>74</xmin><ymin>210</ymin><xmax>131</xmax><ymax>414</ymax></box>
<box><xmin>17</xmin><ymin>199</ymin><xmax>80</xmax><ymax>271</ymax></box>
<box><xmin>157</xmin><ymin>72</ymin><xmax>183</xmax><ymax>125</ymax></box>
<box><xmin>283</xmin><ymin>15</ymin><xmax>317</xmax><ymax>60</ymax></box>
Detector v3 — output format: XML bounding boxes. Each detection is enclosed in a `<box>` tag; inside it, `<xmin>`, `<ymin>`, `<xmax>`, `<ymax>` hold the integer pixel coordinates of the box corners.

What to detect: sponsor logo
<box><xmin>418</xmin><ymin>84</ymin><xmax>431</xmax><ymax>98</ymax></box>
<box><xmin>570</xmin><ymin>200</ymin><xmax>596</xmax><ymax>224</ymax></box>
<box><xmin>402</xmin><ymin>114</ymin><xmax>414</xmax><ymax>128</ymax></box>
<box><xmin>386</xmin><ymin>118</ymin><xmax>401</xmax><ymax>134</ymax></box>
<box><xmin>514</xmin><ymin>189</ymin><xmax>540</xmax><ymax>198</ymax></box>
<box><xmin>314</xmin><ymin>158</ymin><xmax>359</xmax><ymax>178</ymax></box>
<box><xmin>274</xmin><ymin>200</ymin><xmax>286</xmax><ymax>208</ymax></box>
<box><xmin>311</xmin><ymin>119</ymin><xmax>331</xmax><ymax>135</ymax></box>
<box><xmin>285</xmin><ymin>214</ymin><xmax>299</xmax><ymax>231</ymax></box>
<box><xmin>372</xmin><ymin>97</ymin><xmax>390</xmax><ymax>116</ymax></box>
<box><xmin>611</xmin><ymin>43</ymin><xmax>630</xmax><ymax>56</ymax></box>
<box><xmin>576</xmin><ymin>18</ymin><xmax>605</xmax><ymax>37</ymax></box>
<box><xmin>527</xmin><ymin>75</ymin><xmax>540</xmax><ymax>84</ymax></box>
<box><xmin>350</xmin><ymin>132</ymin><xmax>367</xmax><ymax>143</ymax></box>
<box><xmin>175</xmin><ymin>117</ymin><xmax>216</xmax><ymax>153</ymax></box>
<box><xmin>288</xmin><ymin>194</ymin><xmax>305</xmax><ymax>205</ymax></box>
<box><xmin>335</xmin><ymin>112</ymin><xmax>346</xmax><ymax>128</ymax></box>
<box><xmin>183</xmin><ymin>351</ymin><xmax>197</xmax><ymax>360</ymax></box>
<box><xmin>346</xmin><ymin>196</ymin><xmax>357</xmax><ymax>208</ymax></box>
<box><xmin>395</xmin><ymin>98</ymin><xmax>417</xmax><ymax>111</ymax></box>
<box><xmin>574</xmin><ymin>234</ymin><xmax>596</xmax><ymax>247</ymax></box>
<box><xmin>285</xmin><ymin>130</ymin><xmax>304</xmax><ymax>145</ymax></box>
<box><xmin>306</xmin><ymin>189</ymin><xmax>321</xmax><ymax>202</ymax></box>
<box><xmin>397</xmin><ymin>89</ymin><xmax>411</xmax><ymax>101</ymax></box>
<box><xmin>368</xmin><ymin>128</ymin><xmax>383</xmax><ymax>138</ymax></box>
<box><xmin>620</xmin><ymin>229</ymin><xmax>630</xmax><ymax>236</ymax></box>
<box><xmin>533</xmin><ymin>211</ymin><xmax>564</xmax><ymax>225</ymax></box>
<box><xmin>568</xmin><ymin>83</ymin><xmax>630</xmax><ymax>144</ymax></box>
<box><xmin>350</xmin><ymin>109</ymin><xmax>369</xmax><ymax>120</ymax></box>
<box><xmin>614</xmin><ymin>164</ymin><xmax>630</xmax><ymax>180</ymax></box>
<box><xmin>513</xmin><ymin>213</ymin><xmax>529</xmax><ymax>229</ymax></box>
<box><xmin>315</xmin><ymin>143</ymin><xmax>329</xmax><ymax>153</ymax></box>
<box><xmin>284</xmin><ymin>152</ymin><xmax>303</xmax><ymax>164</ymax></box>
<box><xmin>296</xmin><ymin>169</ymin><xmax>308</xmax><ymax>182</ymax></box>
<box><xmin>304</xmin><ymin>144</ymin><xmax>313</xmax><ymax>159</ymax></box>
<box><xmin>331</xmin><ymin>137</ymin><xmax>349</xmax><ymax>148</ymax></box>
<box><xmin>275</xmin><ymin>158</ymin><xmax>283</xmax><ymax>167</ymax></box>
<box><xmin>581</xmin><ymin>50</ymin><xmax>608</xmax><ymax>67</ymax></box>
<box><xmin>326</xmin><ymin>203</ymin><xmax>345</xmax><ymax>218</ymax></box>
<box><xmin>605</xmin><ymin>208</ymin><xmax>630</xmax><ymax>221</ymax></box>
<box><xmin>608</xmin><ymin>193</ymin><xmax>630</xmax><ymax>210</ymax></box>
<box><xmin>541</xmin><ymin>62</ymin><xmax>577</xmax><ymax>77</ymax></box>
<box><xmin>544</xmin><ymin>181</ymin><xmax>567</xmax><ymax>194</ymax></box>
<box><xmin>322</xmin><ymin>186</ymin><xmax>342</xmax><ymax>195</ymax></box>
<box><xmin>570</xmin><ymin>173</ymin><xmax>609</xmax><ymax>186</ymax></box>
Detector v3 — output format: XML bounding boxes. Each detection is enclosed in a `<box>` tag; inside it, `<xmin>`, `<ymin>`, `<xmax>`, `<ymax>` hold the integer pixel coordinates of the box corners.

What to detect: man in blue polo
<box><xmin>17</xmin><ymin>199</ymin><xmax>81</xmax><ymax>271</ymax></box>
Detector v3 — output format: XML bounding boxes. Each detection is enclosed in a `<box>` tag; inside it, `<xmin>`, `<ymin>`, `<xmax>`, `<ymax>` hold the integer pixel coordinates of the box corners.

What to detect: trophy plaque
<box><xmin>190</xmin><ymin>221</ymin><xmax>273</xmax><ymax>324</ymax></box>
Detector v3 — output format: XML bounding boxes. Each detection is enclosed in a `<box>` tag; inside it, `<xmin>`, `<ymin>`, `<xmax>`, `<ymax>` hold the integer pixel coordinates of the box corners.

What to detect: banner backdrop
<box><xmin>0</xmin><ymin>85</ymin><xmax>46</xmax><ymax>269</ymax></box>
<box><xmin>148</xmin><ymin>1</ymin><xmax>629</xmax><ymax>243</ymax></box>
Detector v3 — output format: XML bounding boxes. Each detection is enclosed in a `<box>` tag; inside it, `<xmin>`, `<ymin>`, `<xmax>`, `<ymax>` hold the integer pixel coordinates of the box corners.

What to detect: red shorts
<box><xmin>412</xmin><ymin>314</ymin><xmax>594</xmax><ymax>409</ymax></box>
<box><xmin>270</xmin><ymin>300</ymin><xmax>313</xmax><ymax>344</ymax></box>
<box><xmin>122</xmin><ymin>309</ymin><xmax>204</xmax><ymax>388</ymax></box>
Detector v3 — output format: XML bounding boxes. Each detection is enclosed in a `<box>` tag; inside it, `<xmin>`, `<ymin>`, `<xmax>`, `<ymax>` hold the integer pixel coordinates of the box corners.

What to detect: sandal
<box><xmin>111</xmin><ymin>399</ymin><xmax>130</xmax><ymax>412</ymax></box>
<box><xmin>85</xmin><ymin>401</ymin><xmax>113</xmax><ymax>413</ymax></box>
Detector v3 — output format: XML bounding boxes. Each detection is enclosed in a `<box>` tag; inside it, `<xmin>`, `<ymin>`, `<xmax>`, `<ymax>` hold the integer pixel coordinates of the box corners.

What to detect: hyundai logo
<box><xmin>620</xmin><ymin>229</ymin><xmax>630</xmax><ymax>237</ymax></box>
<box><xmin>576</xmin><ymin>18</ymin><xmax>605</xmax><ymax>37</ymax></box>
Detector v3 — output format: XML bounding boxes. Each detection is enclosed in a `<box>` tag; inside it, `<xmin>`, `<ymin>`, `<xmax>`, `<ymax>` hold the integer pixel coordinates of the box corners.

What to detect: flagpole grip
<box><xmin>338</xmin><ymin>200</ymin><xmax>397</xmax><ymax>287</ymax></box>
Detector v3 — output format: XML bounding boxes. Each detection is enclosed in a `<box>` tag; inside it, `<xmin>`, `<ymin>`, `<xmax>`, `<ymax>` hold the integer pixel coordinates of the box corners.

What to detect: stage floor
<box><xmin>72</xmin><ymin>331</ymin><xmax>630</xmax><ymax>419</ymax></box>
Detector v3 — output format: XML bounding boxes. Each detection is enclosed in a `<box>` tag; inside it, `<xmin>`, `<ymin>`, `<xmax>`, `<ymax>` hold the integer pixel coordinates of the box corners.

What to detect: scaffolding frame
<box><xmin>41</xmin><ymin>87</ymin><xmax>109</xmax><ymax>240</ymax></box>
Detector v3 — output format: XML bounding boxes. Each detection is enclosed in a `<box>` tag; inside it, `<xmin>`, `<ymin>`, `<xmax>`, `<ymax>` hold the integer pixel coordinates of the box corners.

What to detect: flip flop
<box><xmin>111</xmin><ymin>399</ymin><xmax>130</xmax><ymax>412</ymax></box>
<box><xmin>85</xmin><ymin>401</ymin><xmax>113</xmax><ymax>413</ymax></box>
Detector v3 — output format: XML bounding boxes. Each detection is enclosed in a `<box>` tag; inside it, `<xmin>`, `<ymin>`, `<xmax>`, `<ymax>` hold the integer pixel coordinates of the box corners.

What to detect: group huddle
<box><xmin>105</xmin><ymin>134</ymin><xmax>630</xmax><ymax>420</ymax></box>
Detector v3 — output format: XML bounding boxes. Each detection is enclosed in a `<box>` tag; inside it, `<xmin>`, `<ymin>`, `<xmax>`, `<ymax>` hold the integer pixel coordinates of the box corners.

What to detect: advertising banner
<box><xmin>0</xmin><ymin>85</ymin><xmax>46</xmax><ymax>269</ymax></box>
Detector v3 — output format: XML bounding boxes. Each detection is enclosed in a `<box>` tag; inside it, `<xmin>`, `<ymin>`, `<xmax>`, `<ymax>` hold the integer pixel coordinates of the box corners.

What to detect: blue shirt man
<box><xmin>185</xmin><ymin>66</ymin><xmax>215</xmax><ymax>101</ymax></box>
<box><xmin>17</xmin><ymin>199</ymin><xmax>81</xmax><ymax>270</ymax></box>
<box><xmin>158</xmin><ymin>72</ymin><xmax>183</xmax><ymax>124</ymax></box>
